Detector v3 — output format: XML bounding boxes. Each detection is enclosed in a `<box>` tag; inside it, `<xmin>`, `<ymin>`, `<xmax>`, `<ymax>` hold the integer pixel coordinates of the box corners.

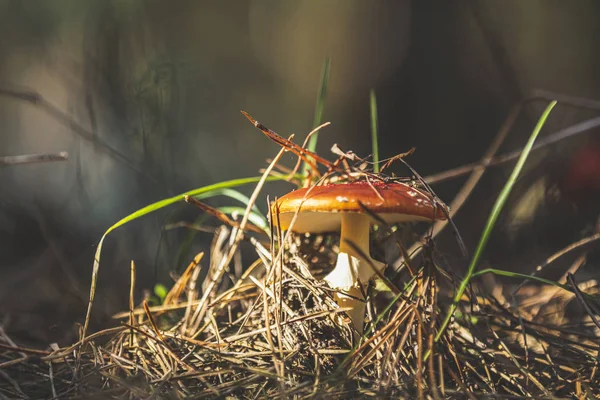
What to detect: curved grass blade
<box><xmin>194</xmin><ymin>188</ymin><xmax>262</xmax><ymax>216</ymax></box>
<box><xmin>218</xmin><ymin>206</ymin><xmax>268</xmax><ymax>231</ymax></box>
<box><xmin>82</xmin><ymin>175</ymin><xmax>287</xmax><ymax>340</ymax></box>
<box><xmin>472</xmin><ymin>268</ymin><xmax>599</xmax><ymax>302</ymax></box>
<box><xmin>435</xmin><ymin>100</ymin><xmax>558</xmax><ymax>342</ymax></box>
<box><xmin>172</xmin><ymin>188</ymin><xmax>265</xmax><ymax>271</ymax></box>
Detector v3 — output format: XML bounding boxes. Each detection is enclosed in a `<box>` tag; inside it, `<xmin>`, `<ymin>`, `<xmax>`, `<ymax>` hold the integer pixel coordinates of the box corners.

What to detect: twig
<box><xmin>0</xmin><ymin>152</ymin><xmax>68</xmax><ymax>165</ymax></box>
<box><xmin>129</xmin><ymin>261</ymin><xmax>136</xmax><ymax>346</ymax></box>
<box><xmin>424</xmin><ymin>114</ymin><xmax>600</xmax><ymax>185</ymax></box>
<box><xmin>0</xmin><ymin>87</ymin><xmax>162</xmax><ymax>186</ymax></box>
<box><xmin>407</xmin><ymin>101</ymin><xmax>523</xmax><ymax>263</ymax></box>
<box><xmin>187</xmin><ymin>140</ymin><xmax>290</xmax><ymax>336</ymax></box>
<box><xmin>567</xmin><ymin>274</ymin><xmax>600</xmax><ymax>330</ymax></box>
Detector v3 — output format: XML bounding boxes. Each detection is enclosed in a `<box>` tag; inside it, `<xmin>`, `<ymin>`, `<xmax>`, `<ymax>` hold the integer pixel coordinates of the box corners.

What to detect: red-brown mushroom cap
<box><xmin>272</xmin><ymin>181</ymin><xmax>448</xmax><ymax>233</ymax></box>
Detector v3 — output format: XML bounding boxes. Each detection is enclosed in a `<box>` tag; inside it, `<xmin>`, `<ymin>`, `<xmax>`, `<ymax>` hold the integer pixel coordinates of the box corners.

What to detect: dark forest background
<box><xmin>1</xmin><ymin>0</ymin><xmax>599</xmax><ymax>346</ymax></box>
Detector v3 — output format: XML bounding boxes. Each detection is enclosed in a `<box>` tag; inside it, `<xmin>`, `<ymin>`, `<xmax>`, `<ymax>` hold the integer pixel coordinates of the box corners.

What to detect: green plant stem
<box><xmin>471</xmin><ymin>268</ymin><xmax>569</xmax><ymax>290</ymax></box>
<box><xmin>302</xmin><ymin>56</ymin><xmax>331</xmax><ymax>177</ymax></box>
<box><xmin>369</xmin><ymin>89</ymin><xmax>380</xmax><ymax>173</ymax></box>
<box><xmin>82</xmin><ymin>174</ymin><xmax>295</xmax><ymax>340</ymax></box>
<box><xmin>434</xmin><ymin>100</ymin><xmax>557</xmax><ymax>342</ymax></box>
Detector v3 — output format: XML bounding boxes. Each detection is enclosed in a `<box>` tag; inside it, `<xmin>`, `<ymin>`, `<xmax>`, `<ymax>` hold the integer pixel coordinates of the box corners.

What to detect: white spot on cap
<box><xmin>336</xmin><ymin>196</ymin><xmax>349</xmax><ymax>203</ymax></box>
<box><xmin>407</xmin><ymin>191</ymin><xmax>418</xmax><ymax>197</ymax></box>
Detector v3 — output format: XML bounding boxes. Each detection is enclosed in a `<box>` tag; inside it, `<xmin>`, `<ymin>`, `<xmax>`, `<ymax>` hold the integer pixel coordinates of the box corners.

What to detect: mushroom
<box><xmin>272</xmin><ymin>180</ymin><xmax>448</xmax><ymax>334</ymax></box>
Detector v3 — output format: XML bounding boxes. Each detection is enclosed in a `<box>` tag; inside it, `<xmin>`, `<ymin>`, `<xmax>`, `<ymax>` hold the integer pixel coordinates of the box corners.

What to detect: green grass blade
<box><xmin>472</xmin><ymin>268</ymin><xmax>569</xmax><ymax>290</ymax></box>
<box><xmin>82</xmin><ymin>175</ymin><xmax>288</xmax><ymax>340</ymax></box>
<box><xmin>218</xmin><ymin>206</ymin><xmax>268</xmax><ymax>230</ymax></box>
<box><xmin>435</xmin><ymin>100</ymin><xmax>558</xmax><ymax>342</ymax></box>
<box><xmin>106</xmin><ymin>176</ymin><xmax>280</xmax><ymax>239</ymax></box>
<box><xmin>370</xmin><ymin>89</ymin><xmax>380</xmax><ymax>173</ymax></box>
<box><xmin>171</xmin><ymin>187</ymin><xmax>267</xmax><ymax>270</ymax></box>
<box><xmin>473</xmin><ymin>268</ymin><xmax>599</xmax><ymax>301</ymax></box>
<box><xmin>195</xmin><ymin>188</ymin><xmax>263</xmax><ymax>217</ymax></box>
<box><xmin>302</xmin><ymin>56</ymin><xmax>331</xmax><ymax>177</ymax></box>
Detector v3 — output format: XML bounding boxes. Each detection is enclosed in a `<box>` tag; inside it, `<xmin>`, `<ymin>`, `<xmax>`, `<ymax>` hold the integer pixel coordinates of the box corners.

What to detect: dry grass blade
<box><xmin>241</xmin><ymin>110</ymin><xmax>339</xmax><ymax>175</ymax></box>
<box><xmin>567</xmin><ymin>274</ymin><xmax>600</xmax><ymax>330</ymax></box>
<box><xmin>186</xmin><ymin>140</ymin><xmax>290</xmax><ymax>338</ymax></box>
<box><xmin>2</xmin><ymin>108</ymin><xmax>599</xmax><ymax>399</ymax></box>
<box><xmin>164</xmin><ymin>252</ymin><xmax>204</xmax><ymax>306</ymax></box>
<box><xmin>185</xmin><ymin>196</ymin><xmax>265</xmax><ymax>234</ymax></box>
<box><xmin>379</xmin><ymin>147</ymin><xmax>415</xmax><ymax>173</ymax></box>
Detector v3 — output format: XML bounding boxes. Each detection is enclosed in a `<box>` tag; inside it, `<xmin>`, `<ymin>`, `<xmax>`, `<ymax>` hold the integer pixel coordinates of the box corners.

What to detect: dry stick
<box><xmin>527</xmin><ymin>254</ymin><xmax>587</xmax><ymax>321</ymax></box>
<box><xmin>427</xmin><ymin>277</ymin><xmax>442</xmax><ymax>400</ymax></box>
<box><xmin>185</xmin><ymin>197</ymin><xmax>265</xmax><ymax>234</ymax></box>
<box><xmin>143</xmin><ymin>301</ymin><xmax>165</xmax><ymax>342</ymax></box>
<box><xmin>0</xmin><ymin>88</ymin><xmax>162</xmax><ymax>186</ymax></box>
<box><xmin>0</xmin><ymin>356</ymin><xmax>29</xmax><ymax>369</ymax></box>
<box><xmin>348</xmin><ymin>311</ymin><xmax>409</xmax><ymax>377</ymax></box>
<box><xmin>591</xmin><ymin>349</ymin><xmax>600</xmax><ymax>385</ymax></box>
<box><xmin>437</xmin><ymin>354</ymin><xmax>445</xmax><ymax>397</ymax></box>
<box><xmin>377</xmin><ymin>288</ymin><xmax>414</xmax><ymax>384</ymax></box>
<box><xmin>287</xmin><ymin>122</ymin><xmax>332</xmax><ymax>180</ymax></box>
<box><xmin>424</xmin><ymin>113</ymin><xmax>600</xmax><ymax>185</ymax></box>
<box><xmin>0</xmin><ymin>342</ymin><xmax>50</xmax><ymax>356</ymax></box>
<box><xmin>129</xmin><ymin>261</ymin><xmax>136</xmax><ymax>346</ymax></box>
<box><xmin>241</xmin><ymin>111</ymin><xmax>334</xmax><ymax>176</ymax></box>
<box><xmin>187</xmin><ymin>142</ymin><xmax>290</xmax><ymax>337</ymax></box>
<box><xmin>388</xmin><ymin>312</ymin><xmax>418</xmax><ymax>376</ymax></box>
<box><xmin>264</xmin><ymin>172</ymin><xmax>337</xmax><ymax>291</ymax></box>
<box><xmin>0</xmin><ymin>369</ymin><xmax>26</xmax><ymax>399</ymax></box>
<box><xmin>232</xmin><ymin>290</ymin><xmax>264</xmax><ymax>339</ymax></box>
<box><xmin>258</xmin><ymin>273</ymin><xmax>283</xmax><ymax>391</ymax></box>
<box><xmin>48</xmin><ymin>361</ymin><xmax>57</xmax><ymax>399</ymax></box>
<box><xmin>444</xmin><ymin>344</ymin><xmax>475</xmax><ymax>399</ymax></box>
<box><xmin>275</xmin><ymin>207</ymin><xmax>285</xmax><ymax>339</ymax></box>
<box><xmin>397</xmin><ymin>156</ymin><xmax>468</xmax><ymax>260</ymax></box>
<box><xmin>263</xmin><ymin>199</ymin><xmax>285</xmax><ymax>376</ymax></box>
<box><xmin>492</xmin><ymin>329</ymin><xmax>550</xmax><ymax>396</ymax></box>
<box><xmin>347</xmin><ymin>292</ymin><xmax>417</xmax><ymax>374</ymax></box>
<box><xmin>416</xmin><ymin>304</ymin><xmax>424</xmax><ymax>400</ymax></box>
<box><xmin>164</xmin><ymin>252</ymin><xmax>204</xmax><ymax>306</ymax></box>
<box><xmin>182</xmin><ymin>264</ymin><xmax>203</xmax><ymax>335</ymax></box>
<box><xmin>210</xmin><ymin>261</ymin><xmax>263</xmax><ymax>308</ymax></box>
<box><xmin>404</xmin><ymin>101</ymin><xmax>522</xmax><ymax>263</ymax></box>
<box><xmin>248</xmin><ymin>275</ymin><xmax>311</xmax><ymax>344</ymax></box>
<box><xmin>0</xmin><ymin>152</ymin><xmax>68</xmax><ymax>165</ymax></box>
<box><xmin>112</xmin><ymin>299</ymin><xmax>207</xmax><ymax>319</ymax></box>
<box><xmin>408</xmin><ymin>101</ymin><xmax>600</xmax><ymax>266</ymax></box>
<box><xmin>356</xmin><ymin>200</ymin><xmax>416</xmax><ymax>281</ymax></box>
<box><xmin>513</xmin><ymin>232</ymin><xmax>600</xmax><ymax>295</ymax></box>
<box><xmin>127</xmin><ymin>325</ymin><xmax>215</xmax><ymax>395</ymax></box>
<box><xmin>221</xmin><ymin>308</ymin><xmax>351</xmax><ymax>344</ymax></box>
<box><xmin>567</xmin><ymin>273</ymin><xmax>600</xmax><ymax>330</ymax></box>
<box><xmin>0</xmin><ymin>329</ymin><xmax>27</xmax><ymax>360</ymax></box>
<box><xmin>42</xmin><ymin>326</ymin><xmax>126</xmax><ymax>361</ymax></box>
<box><xmin>272</xmin><ymin>251</ymin><xmax>287</xmax><ymax>388</ymax></box>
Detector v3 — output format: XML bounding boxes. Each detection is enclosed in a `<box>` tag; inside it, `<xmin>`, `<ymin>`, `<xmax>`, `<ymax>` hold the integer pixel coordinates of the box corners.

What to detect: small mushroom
<box><xmin>272</xmin><ymin>181</ymin><xmax>447</xmax><ymax>334</ymax></box>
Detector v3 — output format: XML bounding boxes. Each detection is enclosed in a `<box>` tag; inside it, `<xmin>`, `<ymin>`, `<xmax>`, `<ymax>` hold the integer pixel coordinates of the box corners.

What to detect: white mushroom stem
<box><xmin>324</xmin><ymin>213</ymin><xmax>385</xmax><ymax>334</ymax></box>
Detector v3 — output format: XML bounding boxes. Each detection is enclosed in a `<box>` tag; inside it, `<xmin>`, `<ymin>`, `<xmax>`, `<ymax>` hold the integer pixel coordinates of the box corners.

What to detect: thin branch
<box><xmin>0</xmin><ymin>152</ymin><xmax>68</xmax><ymax>166</ymax></box>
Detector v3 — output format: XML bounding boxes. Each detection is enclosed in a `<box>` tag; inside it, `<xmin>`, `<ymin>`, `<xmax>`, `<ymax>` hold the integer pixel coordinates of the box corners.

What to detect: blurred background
<box><xmin>1</xmin><ymin>0</ymin><xmax>599</xmax><ymax>346</ymax></box>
